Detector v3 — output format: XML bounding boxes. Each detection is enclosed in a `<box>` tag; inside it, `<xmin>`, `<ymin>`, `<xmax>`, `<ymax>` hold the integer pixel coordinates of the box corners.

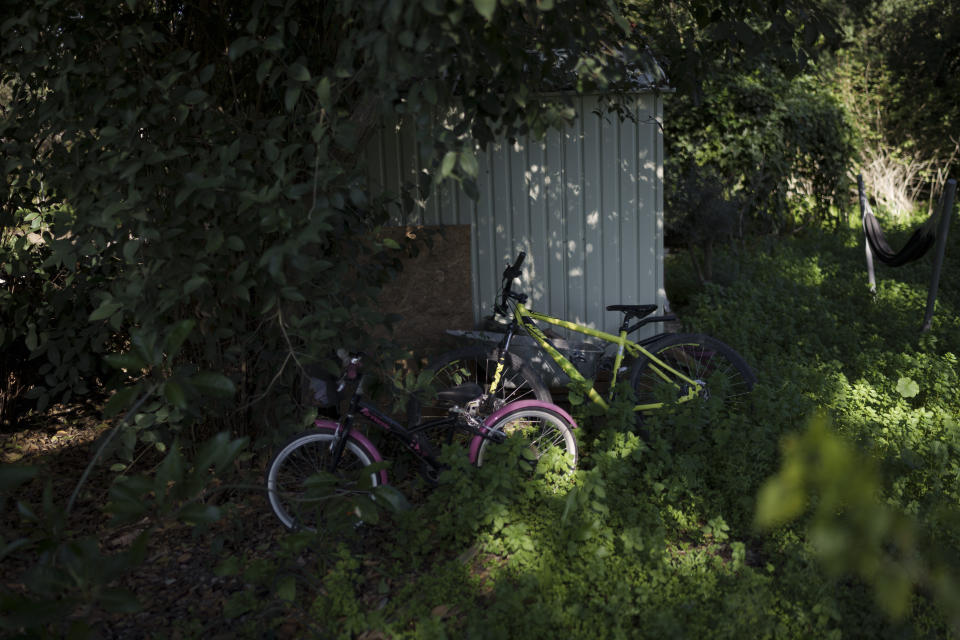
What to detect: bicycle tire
<box><xmin>406</xmin><ymin>344</ymin><xmax>551</xmax><ymax>428</ymax></box>
<box><xmin>266</xmin><ymin>425</ymin><xmax>384</xmax><ymax>530</ymax></box>
<box><xmin>475</xmin><ymin>405</ymin><xmax>578</xmax><ymax>472</ymax></box>
<box><xmin>629</xmin><ymin>333</ymin><xmax>756</xmax><ymax>411</ymax></box>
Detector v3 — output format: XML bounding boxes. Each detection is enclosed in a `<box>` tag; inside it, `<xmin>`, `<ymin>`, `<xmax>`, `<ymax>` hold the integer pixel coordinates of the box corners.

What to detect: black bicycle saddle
<box><xmin>437</xmin><ymin>383</ymin><xmax>485</xmax><ymax>405</ymax></box>
<box><xmin>606</xmin><ymin>304</ymin><xmax>658</xmax><ymax>318</ymax></box>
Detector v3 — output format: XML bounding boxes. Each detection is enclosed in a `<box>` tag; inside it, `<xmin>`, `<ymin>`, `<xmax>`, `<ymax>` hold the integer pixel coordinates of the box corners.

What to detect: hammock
<box><xmin>858</xmin><ymin>176</ymin><xmax>938</xmax><ymax>266</ymax></box>
<box><xmin>856</xmin><ymin>173</ymin><xmax>957</xmax><ymax>333</ymax></box>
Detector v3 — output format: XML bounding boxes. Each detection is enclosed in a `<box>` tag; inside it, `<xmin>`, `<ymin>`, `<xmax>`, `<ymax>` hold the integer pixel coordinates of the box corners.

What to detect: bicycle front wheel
<box><xmin>476</xmin><ymin>406</ymin><xmax>578</xmax><ymax>473</ymax></box>
<box><xmin>266</xmin><ymin>426</ymin><xmax>383</xmax><ymax>530</ymax></box>
<box><xmin>407</xmin><ymin>345</ymin><xmax>551</xmax><ymax>427</ymax></box>
<box><xmin>629</xmin><ymin>333</ymin><xmax>755</xmax><ymax>411</ymax></box>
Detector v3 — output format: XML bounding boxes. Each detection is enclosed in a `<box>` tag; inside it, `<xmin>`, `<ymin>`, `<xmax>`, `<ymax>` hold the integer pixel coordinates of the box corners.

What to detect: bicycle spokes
<box><xmin>636</xmin><ymin>343</ymin><xmax>751</xmax><ymax>407</ymax></box>
<box><xmin>495</xmin><ymin>415</ymin><xmax>575</xmax><ymax>473</ymax></box>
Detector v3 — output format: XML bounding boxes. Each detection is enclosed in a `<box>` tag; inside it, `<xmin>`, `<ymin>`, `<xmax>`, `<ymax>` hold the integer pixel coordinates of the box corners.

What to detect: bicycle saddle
<box><xmin>437</xmin><ymin>383</ymin><xmax>484</xmax><ymax>405</ymax></box>
<box><xmin>606</xmin><ymin>304</ymin><xmax>658</xmax><ymax>318</ymax></box>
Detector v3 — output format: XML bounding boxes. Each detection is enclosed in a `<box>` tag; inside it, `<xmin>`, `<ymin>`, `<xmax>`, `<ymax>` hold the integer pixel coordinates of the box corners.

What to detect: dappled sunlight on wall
<box><xmin>366</xmin><ymin>93</ymin><xmax>666</xmax><ymax>338</ymax></box>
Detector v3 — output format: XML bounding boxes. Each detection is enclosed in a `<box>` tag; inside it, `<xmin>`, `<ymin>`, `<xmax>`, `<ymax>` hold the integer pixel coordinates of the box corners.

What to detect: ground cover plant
<box><xmin>190</xmin><ymin>222</ymin><xmax>959</xmax><ymax>638</ymax></box>
<box><xmin>9</xmin><ymin>221</ymin><xmax>957</xmax><ymax>638</ymax></box>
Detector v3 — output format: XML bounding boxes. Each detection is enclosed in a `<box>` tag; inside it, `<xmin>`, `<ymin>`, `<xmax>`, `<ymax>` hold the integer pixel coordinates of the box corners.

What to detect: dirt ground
<box><xmin>1</xmin><ymin>406</ymin><xmax>301</xmax><ymax>639</ymax></box>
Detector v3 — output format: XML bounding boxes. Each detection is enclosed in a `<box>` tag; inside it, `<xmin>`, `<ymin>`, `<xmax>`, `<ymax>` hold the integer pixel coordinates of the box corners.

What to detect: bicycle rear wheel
<box><xmin>475</xmin><ymin>406</ymin><xmax>578</xmax><ymax>473</ymax></box>
<box><xmin>629</xmin><ymin>333</ymin><xmax>755</xmax><ymax>411</ymax></box>
<box><xmin>266</xmin><ymin>426</ymin><xmax>383</xmax><ymax>530</ymax></box>
<box><xmin>406</xmin><ymin>345</ymin><xmax>551</xmax><ymax>429</ymax></box>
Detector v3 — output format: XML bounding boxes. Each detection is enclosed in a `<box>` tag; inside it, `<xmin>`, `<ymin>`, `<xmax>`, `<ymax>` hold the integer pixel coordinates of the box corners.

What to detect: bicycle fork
<box><xmin>327</xmin><ymin>368</ymin><xmax>364</xmax><ymax>471</ymax></box>
<box><xmin>487</xmin><ymin>321</ymin><xmax>518</xmax><ymax>395</ymax></box>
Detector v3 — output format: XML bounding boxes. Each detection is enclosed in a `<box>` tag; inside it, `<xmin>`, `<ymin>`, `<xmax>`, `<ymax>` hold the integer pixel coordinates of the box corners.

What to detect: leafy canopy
<box><xmin>0</xmin><ymin>0</ymin><xmax>653</xmax><ymax>441</ymax></box>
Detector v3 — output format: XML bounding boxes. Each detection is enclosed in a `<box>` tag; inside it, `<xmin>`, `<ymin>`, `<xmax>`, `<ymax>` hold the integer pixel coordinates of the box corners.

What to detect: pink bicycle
<box><xmin>265</xmin><ymin>353</ymin><xmax>578</xmax><ymax>530</ymax></box>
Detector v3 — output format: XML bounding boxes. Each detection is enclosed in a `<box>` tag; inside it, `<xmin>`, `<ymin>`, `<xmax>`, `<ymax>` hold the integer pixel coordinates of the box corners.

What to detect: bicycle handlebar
<box><xmin>336</xmin><ymin>351</ymin><xmax>364</xmax><ymax>394</ymax></box>
<box><xmin>499</xmin><ymin>252</ymin><xmax>526</xmax><ymax>312</ymax></box>
<box><xmin>508</xmin><ymin>251</ymin><xmax>526</xmax><ymax>275</ymax></box>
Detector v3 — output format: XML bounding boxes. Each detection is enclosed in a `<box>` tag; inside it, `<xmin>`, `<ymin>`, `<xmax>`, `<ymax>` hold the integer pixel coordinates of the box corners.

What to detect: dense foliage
<box><xmin>617</xmin><ymin>0</ymin><xmax>861</xmax><ymax>275</ymax></box>
<box><xmin>662</xmin><ymin>66</ymin><xmax>856</xmax><ymax>282</ymax></box>
<box><xmin>864</xmin><ymin>0</ymin><xmax>960</xmax><ymax>163</ymax></box>
<box><xmin>0</xmin><ymin>0</ymin><xmax>661</xmax><ymax>632</ymax></box>
<box><xmin>826</xmin><ymin>0</ymin><xmax>960</xmax><ymax>215</ymax></box>
<box><xmin>7</xmin><ymin>226</ymin><xmax>960</xmax><ymax>636</ymax></box>
<box><xmin>3</xmin><ymin>0</ymin><xmax>960</xmax><ymax>637</ymax></box>
<box><xmin>294</xmin><ymin>226</ymin><xmax>957</xmax><ymax>639</ymax></box>
<box><xmin>22</xmin><ymin>226</ymin><xmax>950</xmax><ymax>639</ymax></box>
<box><xmin>0</xmin><ymin>0</ymin><xmax>654</xmax><ymax>438</ymax></box>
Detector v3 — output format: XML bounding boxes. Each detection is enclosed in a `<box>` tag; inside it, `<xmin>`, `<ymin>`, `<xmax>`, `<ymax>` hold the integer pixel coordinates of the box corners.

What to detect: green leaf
<box><xmin>285</xmin><ymin>86</ymin><xmax>301</xmax><ymax>111</ymax></box>
<box><xmin>183</xmin><ymin>89</ymin><xmax>207</xmax><ymax>105</ymax></box>
<box><xmin>224</xmin><ymin>591</ymin><xmax>254</xmax><ymax>619</ymax></box>
<box><xmin>459</xmin><ymin>149</ymin><xmax>479</xmax><ymax>178</ymax></box>
<box><xmin>256</xmin><ymin>59</ymin><xmax>273</xmax><ymax>84</ymax></box>
<box><xmin>228</xmin><ymin>36</ymin><xmax>258</xmax><ymax>61</ymax></box>
<box><xmin>183</xmin><ymin>276</ymin><xmax>206</xmax><ymax>295</ymax></box>
<box><xmin>163</xmin><ymin>379</ymin><xmax>188</xmax><ymax>409</ymax></box>
<box><xmin>125</xmin><ymin>531</ymin><xmax>150</xmax><ymax>566</ymax></box>
<box><xmin>104</xmin><ymin>352</ymin><xmax>148</xmax><ymax>371</ymax></box>
<box><xmin>423</xmin><ymin>0</ymin><xmax>444</xmax><ymax>15</ymax></box>
<box><xmin>896</xmin><ymin>377</ymin><xmax>919</xmax><ymax>399</ymax></box>
<box><xmin>353</xmin><ymin>496</ymin><xmax>380</xmax><ymax>524</ymax></box>
<box><xmin>103</xmin><ymin>385</ymin><xmax>143</xmax><ymax>418</ymax></box>
<box><xmin>263</xmin><ymin>34</ymin><xmax>284</xmax><ymax>51</ymax></box>
<box><xmin>131</xmin><ymin>329</ymin><xmax>160</xmax><ymax>365</ymax></box>
<box><xmin>90</xmin><ymin>301</ymin><xmax>123</xmax><ymax>322</ymax></box>
<box><xmin>0</xmin><ymin>465</ymin><xmax>38</xmax><ymax>493</ymax></box>
<box><xmin>190</xmin><ymin>372</ymin><xmax>236</xmax><ymax>398</ymax></box>
<box><xmin>215</xmin><ymin>555</ymin><xmax>242</xmax><ymax>577</ymax></box>
<box><xmin>194</xmin><ymin>432</ymin><xmax>249</xmax><ymax>472</ymax></box>
<box><xmin>197</xmin><ymin>64</ymin><xmax>215</xmax><ymax>85</ymax></box>
<box><xmin>163</xmin><ymin>319</ymin><xmax>196</xmax><ymax>358</ymax></box>
<box><xmin>372</xmin><ymin>485</ymin><xmax>412</xmax><ymax>512</ymax></box>
<box><xmin>215</xmin><ymin>436</ymin><xmax>250</xmax><ymax>471</ymax></box>
<box><xmin>316</xmin><ymin>76</ymin><xmax>332</xmax><ymax>108</ymax></box>
<box><xmin>280</xmin><ymin>287</ymin><xmax>306</xmax><ymax>302</ymax></box>
<box><xmin>755</xmin><ymin>461</ymin><xmax>807</xmax><ymax>529</ymax></box>
<box><xmin>440</xmin><ymin>151</ymin><xmax>457</xmax><ymax>178</ymax></box>
<box><xmin>383</xmin><ymin>238</ymin><xmax>401</xmax><ymax>250</ymax></box>
<box><xmin>288</xmin><ymin>62</ymin><xmax>311</xmax><ymax>82</ymax></box>
<box><xmin>123</xmin><ymin>240</ymin><xmax>139</xmax><ymax>262</ymax></box>
<box><xmin>277</xmin><ymin>574</ymin><xmax>296</xmax><ymax>602</ymax></box>
<box><xmin>24</xmin><ymin>327</ymin><xmax>38</xmax><ymax>352</ymax></box>
<box><xmin>0</xmin><ymin>537</ymin><xmax>33</xmax><ymax>562</ymax></box>
<box><xmin>472</xmin><ymin>0</ymin><xmax>497</xmax><ymax>21</ymax></box>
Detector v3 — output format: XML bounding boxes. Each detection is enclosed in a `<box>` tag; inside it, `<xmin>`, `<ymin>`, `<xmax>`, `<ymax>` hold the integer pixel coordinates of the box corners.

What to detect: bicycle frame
<box><xmin>491</xmin><ymin>299</ymin><xmax>703</xmax><ymax>412</ymax></box>
<box><xmin>338</xmin><ymin>400</ymin><xmax>454</xmax><ymax>483</ymax></box>
<box><xmin>328</xmin><ymin>390</ymin><xmax>512</xmax><ymax>483</ymax></box>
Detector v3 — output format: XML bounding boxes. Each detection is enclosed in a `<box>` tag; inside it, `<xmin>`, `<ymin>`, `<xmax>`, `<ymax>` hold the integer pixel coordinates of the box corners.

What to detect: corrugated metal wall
<box><xmin>366</xmin><ymin>92</ymin><xmax>665</xmax><ymax>338</ymax></box>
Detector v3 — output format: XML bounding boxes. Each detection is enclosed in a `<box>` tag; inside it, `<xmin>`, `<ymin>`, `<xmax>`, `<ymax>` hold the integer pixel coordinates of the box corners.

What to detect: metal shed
<box><xmin>366</xmin><ymin>90</ymin><xmax>666</xmax><ymax>340</ymax></box>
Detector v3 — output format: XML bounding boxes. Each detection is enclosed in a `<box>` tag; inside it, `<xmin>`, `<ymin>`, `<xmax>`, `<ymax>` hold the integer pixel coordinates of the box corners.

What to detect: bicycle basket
<box><xmin>303</xmin><ymin>366</ymin><xmax>339</xmax><ymax>408</ymax></box>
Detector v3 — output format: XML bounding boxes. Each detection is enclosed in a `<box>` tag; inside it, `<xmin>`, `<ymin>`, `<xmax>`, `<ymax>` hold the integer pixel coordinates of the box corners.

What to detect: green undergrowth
<box><xmin>8</xmin><ymin>225</ymin><xmax>957</xmax><ymax>638</ymax></box>
<box><xmin>213</xmin><ymin>225</ymin><xmax>960</xmax><ymax>638</ymax></box>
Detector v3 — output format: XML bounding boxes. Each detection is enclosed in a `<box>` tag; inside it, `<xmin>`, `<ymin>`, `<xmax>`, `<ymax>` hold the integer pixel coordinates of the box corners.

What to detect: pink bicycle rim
<box><xmin>468</xmin><ymin>400</ymin><xmax>578</xmax><ymax>464</ymax></box>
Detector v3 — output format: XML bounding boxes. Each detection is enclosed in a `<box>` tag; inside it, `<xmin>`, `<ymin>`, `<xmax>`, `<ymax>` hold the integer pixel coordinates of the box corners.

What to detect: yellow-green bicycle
<box><xmin>410</xmin><ymin>252</ymin><xmax>755</xmax><ymax>425</ymax></box>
